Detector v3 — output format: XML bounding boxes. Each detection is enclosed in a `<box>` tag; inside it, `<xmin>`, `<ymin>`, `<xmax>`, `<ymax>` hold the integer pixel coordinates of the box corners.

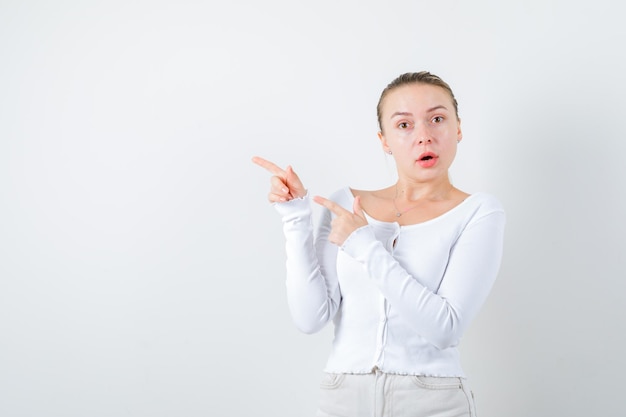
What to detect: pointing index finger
<box><xmin>313</xmin><ymin>196</ymin><xmax>349</xmax><ymax>215</ymax></box>
<box><xmin>251</xmin><ymin>156</ymin><xmax>286</xmax><ymax>176</ymax></box>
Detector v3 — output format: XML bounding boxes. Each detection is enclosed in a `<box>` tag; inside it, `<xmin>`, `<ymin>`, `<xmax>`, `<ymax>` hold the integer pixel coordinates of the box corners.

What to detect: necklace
<box><xmin>392</xmin><ymin>183</ymin><xmax>423</xmax><ymax>217</ymax></box>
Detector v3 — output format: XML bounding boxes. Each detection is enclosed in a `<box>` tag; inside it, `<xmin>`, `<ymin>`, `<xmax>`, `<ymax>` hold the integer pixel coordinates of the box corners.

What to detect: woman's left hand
<box><xmin>313</xmin><ymin>195</ymin><xmax>368</xmax><ymax>246</ymax></box>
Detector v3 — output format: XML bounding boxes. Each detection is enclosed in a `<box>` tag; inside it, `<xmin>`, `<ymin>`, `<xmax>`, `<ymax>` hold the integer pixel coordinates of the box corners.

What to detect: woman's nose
<box><xmin>415</xmin><ymin>123</ymin><xmax>433</xmax><ymax>145</ymax></box>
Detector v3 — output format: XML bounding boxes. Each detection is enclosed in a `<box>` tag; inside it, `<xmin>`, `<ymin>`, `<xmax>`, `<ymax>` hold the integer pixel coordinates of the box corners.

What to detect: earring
<box><xmin>388</xmin><ymin>150</ymin><xmax>392</xmax><ymax>155</ymax></box>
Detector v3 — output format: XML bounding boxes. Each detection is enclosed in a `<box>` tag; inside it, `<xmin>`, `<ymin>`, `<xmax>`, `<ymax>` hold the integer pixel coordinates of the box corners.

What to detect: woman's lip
<box><xmin>418</xmin><ymin>151</ymin><xmax>437</xmax><ymax>159</ymax></box>
<box><xmin>417</xmin><ymin>156</ymin><xmax>438</xmax><ymax>168</ymax></box>
<box><xmin>416</xmin><ymin>152</ymin><xmax>438</xmax><ymax>168</ymax></box>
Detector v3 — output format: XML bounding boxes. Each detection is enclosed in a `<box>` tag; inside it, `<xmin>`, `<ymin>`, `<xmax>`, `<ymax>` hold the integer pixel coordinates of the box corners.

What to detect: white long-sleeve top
<box><xmin>274</xmin><ymin>187</ymin><xmax>505</xmax><ymax>377</ymax></box>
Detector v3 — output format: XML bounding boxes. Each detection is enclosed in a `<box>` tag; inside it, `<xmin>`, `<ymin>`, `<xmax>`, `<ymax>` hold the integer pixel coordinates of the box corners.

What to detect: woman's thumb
<box><xmin>353</xmin><ymin>196</ymin><xmax>365</xmax><ymax>218</ymax></box>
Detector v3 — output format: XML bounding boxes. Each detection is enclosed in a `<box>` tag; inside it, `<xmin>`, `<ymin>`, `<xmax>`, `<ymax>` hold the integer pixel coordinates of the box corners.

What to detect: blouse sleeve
<box><xmin>340</xmin><ymin>206</ymin><xmax>505</xmax><ymax>349</ymax></box>
<box><xmin>274</xmin><ymin>194</ymin><xmax>341</xmax><ymax>334</ymax></box>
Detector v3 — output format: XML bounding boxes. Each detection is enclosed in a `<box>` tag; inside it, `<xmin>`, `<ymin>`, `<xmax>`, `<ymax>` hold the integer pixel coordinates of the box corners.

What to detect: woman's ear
<box><xmin>378</xmin><ymin>131</ymin><xmax>391</xmax><ymax>154</ymax></box>
<box><xmin>456</xmin><ymin>119</ymin><xmax>463</xmax><ymax>143</ymax></box>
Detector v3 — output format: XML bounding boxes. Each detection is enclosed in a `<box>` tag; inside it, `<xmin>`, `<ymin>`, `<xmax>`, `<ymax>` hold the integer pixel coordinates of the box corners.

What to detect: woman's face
<box><xmin>378</xmin><ymin>83</ymin><xmax>462</xmax><ymax>182</ymax></box>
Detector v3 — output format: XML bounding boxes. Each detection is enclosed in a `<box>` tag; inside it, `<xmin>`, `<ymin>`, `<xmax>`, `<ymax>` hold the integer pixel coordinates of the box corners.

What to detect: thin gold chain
<box><xmin>392</xmin><ymin>183</ymin><xmax>423</xmax><ymax>217</ymax></box>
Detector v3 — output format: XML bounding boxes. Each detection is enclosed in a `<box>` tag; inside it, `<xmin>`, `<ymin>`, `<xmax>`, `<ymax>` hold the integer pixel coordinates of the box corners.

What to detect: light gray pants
<box><xmin>316</xmin><ymin>369</ymin><xmax>477</xmax><ymax>417</ymax></box>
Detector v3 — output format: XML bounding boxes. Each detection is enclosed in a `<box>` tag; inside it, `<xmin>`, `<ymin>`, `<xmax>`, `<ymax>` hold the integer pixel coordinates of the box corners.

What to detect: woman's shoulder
<box><xmin>326</xmin><ymin>186</ymin><xmax>390</xmax><ymax>208</ymax></box>
<box><xmin>465</xmin><ymin>192</ymin><xmax>505</xmax><ymax>216</ymax></box>
<box><xmin>327</xmin><ymin>186</ymin><xmax>356</xmax><ymax>209</ymax></box>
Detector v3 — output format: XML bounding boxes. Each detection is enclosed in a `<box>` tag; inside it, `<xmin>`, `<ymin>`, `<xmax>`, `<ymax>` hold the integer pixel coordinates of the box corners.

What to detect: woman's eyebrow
<box><xmin>390</xmin><ymin>111</ymin><xmax>413</xmax><ymax>118</ymax></box>
<box><xmin>390</xmin><ymin>106</ymin><xmax>449</xmax><ymax>119</ymax></box>
<box><xmin>426</xmin><ymin>105</ymin><xmax>448</xmax><ymax>113</ymax></box>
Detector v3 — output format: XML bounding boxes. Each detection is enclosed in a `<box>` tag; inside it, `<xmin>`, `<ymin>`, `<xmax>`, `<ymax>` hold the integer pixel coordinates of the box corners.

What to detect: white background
<box><xmin>1</xmin><ymin>1</ymin><xmax>625</xmax><ymax>416</ymax></box>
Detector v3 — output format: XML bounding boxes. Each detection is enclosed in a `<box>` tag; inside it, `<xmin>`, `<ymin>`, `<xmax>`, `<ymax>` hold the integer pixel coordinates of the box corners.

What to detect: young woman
<box><xmin>253</xmin><ymin>72</ymin><xmax>505</xmax><ymax>417</ymax></box>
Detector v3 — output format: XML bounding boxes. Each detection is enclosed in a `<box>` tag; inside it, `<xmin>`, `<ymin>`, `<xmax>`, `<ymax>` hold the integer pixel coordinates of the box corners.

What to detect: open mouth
<box><xmin>418</xmin><ymin>152</ymin><xmax>437</xmax><ymax>161</ymax></box>
<box><xmin>416</xmin><ymin>152</ymin><xmax>438</xmax><ymax>167</ymax></box>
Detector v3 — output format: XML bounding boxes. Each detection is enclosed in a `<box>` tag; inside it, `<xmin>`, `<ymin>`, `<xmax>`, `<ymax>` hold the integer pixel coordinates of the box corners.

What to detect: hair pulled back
<box><xmin>376</xmin><ymin>71</ymin><xmax>459</xmax><ymax>133</ymax></box>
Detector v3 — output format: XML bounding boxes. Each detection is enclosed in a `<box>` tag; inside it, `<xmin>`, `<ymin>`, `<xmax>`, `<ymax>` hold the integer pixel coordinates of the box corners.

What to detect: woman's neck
<box><xmin>394</xmin><ymin>176</ymin><xmax>454</xmax><ymax>202</ymax></box>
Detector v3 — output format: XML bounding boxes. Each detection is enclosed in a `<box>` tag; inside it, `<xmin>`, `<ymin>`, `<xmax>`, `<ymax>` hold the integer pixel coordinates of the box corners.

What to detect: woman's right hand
<box><xmin>252</xmin><ymin>156</ymin><xmax>307</xmax><ymax>203</ymax></box>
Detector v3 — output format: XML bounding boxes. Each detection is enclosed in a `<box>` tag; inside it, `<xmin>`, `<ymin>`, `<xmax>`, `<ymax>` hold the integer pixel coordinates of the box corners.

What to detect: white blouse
<box><xmin>274</xmin><ymin>187</ymin><xmax>505</xmax><ymax>377</ymax></box>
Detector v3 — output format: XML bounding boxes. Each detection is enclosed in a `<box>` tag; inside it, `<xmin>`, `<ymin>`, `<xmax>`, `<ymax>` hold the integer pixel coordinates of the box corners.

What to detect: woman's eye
<box><xmin>398</xmin><ymin>122</ymin><xmax>409</xmax><ymax>129</ymax></box>
<box><xmin>432</xmin><ymin>116</ymin><xmax>444</xmax><ymax>123</ymax></box>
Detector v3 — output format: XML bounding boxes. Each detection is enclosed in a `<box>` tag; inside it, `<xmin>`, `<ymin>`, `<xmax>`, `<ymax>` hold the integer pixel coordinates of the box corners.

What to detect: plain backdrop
<box><xmin>1</xmin><ymin>1</ymin><xmax>625</xmax><ymax>416</ymax></box>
